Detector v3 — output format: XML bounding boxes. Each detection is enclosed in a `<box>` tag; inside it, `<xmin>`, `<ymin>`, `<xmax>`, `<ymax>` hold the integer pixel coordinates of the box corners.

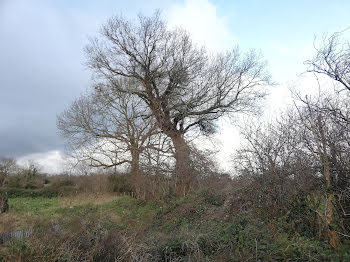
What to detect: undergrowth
<box><xmin>1</xmin><ymin>192</ymin><xmax>350</xmax><ymax>261</ymax></box>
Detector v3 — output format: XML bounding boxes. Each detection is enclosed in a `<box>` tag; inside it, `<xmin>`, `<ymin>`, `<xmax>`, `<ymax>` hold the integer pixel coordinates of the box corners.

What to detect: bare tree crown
<box><xmin>85</xmin><ymin>11</ymin><xmax>271</xmax><ymax>136</ymax></box>
<box><xmin>305</xmin><ymin>29</ymin><xmax>350</xmax><ymax>92</ymax></box>
<box><xmin>57</xmin><ymin>82</ymin><xmax>159</xmax><ymax>170</ymax></box>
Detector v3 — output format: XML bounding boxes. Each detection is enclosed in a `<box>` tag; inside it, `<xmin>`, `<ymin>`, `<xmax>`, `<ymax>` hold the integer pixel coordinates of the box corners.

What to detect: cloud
<box><xmin>166</xmin><ymin>0</ymin><xmax>240</xmax><ymax>172</ymax></box>
<box><xmin>17</xmin><ymin>150</ymin><xmax>69</xmax><ymax>174</ymax></box>
<box><xmin>0</xmin><ymin>0</ymin><xmax>92</xmax><ymax>157</ymax></box>
<box><xmin>167</xmin><ymin>0</ymin><xmax>236</xmax><ymax>52</ymax></box>
<box><xmin>0</xmin><ymin>0</ymin><xmax>168</xmax><ymax>159</ymax></box>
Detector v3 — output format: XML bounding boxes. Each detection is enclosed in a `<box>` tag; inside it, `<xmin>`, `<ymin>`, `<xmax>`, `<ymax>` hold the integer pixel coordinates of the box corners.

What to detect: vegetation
<box><xmin>2</xmin><ymin>188</ymin><xmax>350</xmax><ymax>261</ymax></box>
<box><xmin>1</xmin><ymin>11</ymin><xmax>350</xmax><ymax>262</ymax></box>
<box><xmin>0</xmin><ymin>188</ymin><xmax>58</xmax><ymax>198</ymax></box>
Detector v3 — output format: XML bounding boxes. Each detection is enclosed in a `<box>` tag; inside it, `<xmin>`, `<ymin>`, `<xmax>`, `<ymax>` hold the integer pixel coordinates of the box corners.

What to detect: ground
<box><xmin>1</xmin><ymin>190</ymin><xmax>350</xmax><ymax>261</ymax></box>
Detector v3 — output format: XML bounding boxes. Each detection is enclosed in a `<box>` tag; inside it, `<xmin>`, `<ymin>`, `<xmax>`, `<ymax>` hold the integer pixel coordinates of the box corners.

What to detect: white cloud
<box><xmin>167</xmin><ymin>0</ymin><xmax>236</xmax><ymax>52</ymax></box>
<box><xmin>165</xmin><ymin>0</ymin><xmax>240</xmax><ymax>172</ymax></box>
<box><xmin>17</xmin><ymin>150</ymin><xmax>69</xmax><ymax>174</ymax></box>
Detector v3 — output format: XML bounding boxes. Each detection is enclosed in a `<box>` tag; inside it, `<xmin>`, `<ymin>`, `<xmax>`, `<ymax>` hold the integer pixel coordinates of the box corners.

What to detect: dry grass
<box><xmin>0</xmin><ymin>213</ymin><xmax>60</xmax><ymax>233</ymax></box>
<box><xmin>0</xmin><ymin>213</ymin><xmax>29</xmax><ymax>232</ymax></box>
<box><xmin>58</xmin><ymin>193</ymin><xmax>117</xmax><ymax>208</ymax></box>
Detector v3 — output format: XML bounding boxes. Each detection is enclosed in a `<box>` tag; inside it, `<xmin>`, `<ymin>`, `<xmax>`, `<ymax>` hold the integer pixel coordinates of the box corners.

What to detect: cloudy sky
<box><xmin>1</xmin><ymin>0</ymin><xmax>349</xmax><ymax>172</ymax></box>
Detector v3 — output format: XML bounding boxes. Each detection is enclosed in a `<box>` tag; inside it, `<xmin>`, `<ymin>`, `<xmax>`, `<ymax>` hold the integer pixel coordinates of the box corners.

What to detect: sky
<box><xmin>0</xmin><ymin>0</ymin><xmax>349</xmax><ymax>173</ymax></box>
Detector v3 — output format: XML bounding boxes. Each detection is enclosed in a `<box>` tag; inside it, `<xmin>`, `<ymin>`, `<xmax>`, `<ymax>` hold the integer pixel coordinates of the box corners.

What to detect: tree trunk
<box><xmin>308</xmin><ymin>108</ymin><xmax>339</xmax><ymax>249</ymax></box>
<box><xmin>169</xmin><ymin>132</ymin><xmax>192</xmax><ymax>195</ymax></box>
<box><xmin>318</xmin><ymin>115</ymin><xmax>338</xmax><ymax>249</ymax></box>
<box><xmin>130</xmin><ymin>149</ymin><xmax>140</xmax><ymax>176</ymax></box>
<box><xmin>148</xmin><ymin>95</ymin><xmax>193</xmax><ymax>195</ymax></box>
<box><xmin>129</xmin><ymin>147</ymin><xmax>140</xmax><ymax>197</ymax></box>
<box><xmin>0</xmin><ymin>195</ymin><xmax>8</xmax><ymax>214</ymax></box>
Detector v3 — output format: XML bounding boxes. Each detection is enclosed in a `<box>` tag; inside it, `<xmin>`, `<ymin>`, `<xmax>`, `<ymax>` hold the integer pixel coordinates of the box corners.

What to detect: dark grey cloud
<box><xmin>0</xmin><ymin>0</ymin><xmax>170</xmax><ymax>159</ymax></box>
<box><xmin>0</xmin><ymin>0</ymin><xmax>90</xmax><ymax>157</ymax></box>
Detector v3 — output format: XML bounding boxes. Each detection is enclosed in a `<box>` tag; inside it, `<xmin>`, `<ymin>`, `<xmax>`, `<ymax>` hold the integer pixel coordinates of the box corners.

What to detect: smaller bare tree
<box><xmin>57</xmin><ymin>81</ymin><xmax>163</xmax><ymax>194</ymax></box>
<box><xmin>0</xmin><ymin>158</ymin><xmax>17</xmax><ymax>186</ymax></box>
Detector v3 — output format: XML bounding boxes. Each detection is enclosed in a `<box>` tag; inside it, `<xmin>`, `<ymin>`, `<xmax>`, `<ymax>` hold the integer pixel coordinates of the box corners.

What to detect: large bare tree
<box><xmin>85</xmin><ymin>11</ymin><xmax>271</xmax><ymax>193</ymax></box>
<box><xmin>303</xmin><ymin>31</ymin><xmax>350</xmax><ymax>247</ymax></box>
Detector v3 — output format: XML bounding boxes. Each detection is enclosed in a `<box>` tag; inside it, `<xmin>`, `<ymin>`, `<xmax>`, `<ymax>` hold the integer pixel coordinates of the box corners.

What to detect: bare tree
<box><xmin>0</xmin><ymin>158</ymin><xmax>17</xmax><ymax>186</ymax></box>
<box><xmin>85</xmin><ymin>11</ymin><xmax>271</xmax><ymax>193</ymax></box>
<box><xmin>303</xmin><ymin>30</ymin><xmax>350</xmax><ymax>246</ymax></box>
<box><xmin>234</xmin><ymin>116</ymin><xmax>320</xmax><ymax>221</ymax></box>
<box><xmin>241</xmin><ymin>91</ymin><xmax>348</xmax><ymax>248</ymax></box>
<box><xmin>0</xmin><ymin>158</ymin><xmax>17</xmax><ymax>177</ymax></box>
<box><xmin>293</xmin><ymin>96</ymin><xmax>339</xmax><ymax>249</ymax></box>
<box><xmin>57</xmin><ymin>81</ymin><xmax>159</xmax><ymax>179</ymax></box>
<box><xmin>305</xmin><ymin>29</ymin><xmax>350</xmax><ymax>92</ymax></box>
<box><xmin>141</xmin><ymin>132</ymin><xmax>174</xmax><ymax>176</ymax></box>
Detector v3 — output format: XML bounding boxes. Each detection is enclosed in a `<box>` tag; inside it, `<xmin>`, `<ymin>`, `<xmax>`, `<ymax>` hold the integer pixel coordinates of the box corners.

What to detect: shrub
<box><xmin>74</xmin><ymin>174</ymin><xmax>110</xmax><ymax>194</ymax></box>
<box><xmin>195</xmin><ymin>189</ymin><xmax>225</xmax><ymax>206</ymax></box>
<box><xmin>0</xmin><ymin>188</ymin><xmax>58</xmax><ymax>198</ymax></box>
<box><xmin>48</xmin><ymin>177</ymin><xmax>77</xmax><ymax>196</ymax></box>
<box><xmin>2</xmin><ymin>175</ymin><xmax>22</xmax><ymax>188</ymax></box>
<box><xmin>108</xmin><ymin>173</ymin><xmax>133</xmax><ymax>194</ymax></box>
<box><xmin>2</xmin><ymin>174</ymin><xmax>45</xmax><ymax>189</ymax></box>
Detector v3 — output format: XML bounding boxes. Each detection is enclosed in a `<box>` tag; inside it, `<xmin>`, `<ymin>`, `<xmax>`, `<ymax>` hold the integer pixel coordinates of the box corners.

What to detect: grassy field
<box><xmin>0</xmin><ymin>193</ymin><xmax>158</xmax><ymax>233</ymax></box>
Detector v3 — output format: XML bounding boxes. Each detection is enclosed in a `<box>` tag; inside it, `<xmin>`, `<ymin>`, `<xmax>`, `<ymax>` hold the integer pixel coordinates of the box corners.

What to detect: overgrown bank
<box><xmin>1</xmin><ymin>188</ymin><xmax>350</xmax><ymax>261</ymax></box>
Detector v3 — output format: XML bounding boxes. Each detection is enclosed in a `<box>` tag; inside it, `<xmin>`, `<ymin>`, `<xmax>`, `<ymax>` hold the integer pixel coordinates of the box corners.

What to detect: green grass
<box><xmin>8</xmin><ymin>197</ymin><xmax>60</xmax><ymax>215</ymax></box>
<box><xmin>2</xmin><ymin>195</ymin><xmax>160</xmax><ymax>233</ymax></box>
<box><xmin>1</xmin><ymin>195</ymin><xmax>115</xmax><ymax>232</ymax></box>
<box><xmin>7</xmin><ymin>195</ymin><xmax>159</xmax><ymax>219</ymax></box>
